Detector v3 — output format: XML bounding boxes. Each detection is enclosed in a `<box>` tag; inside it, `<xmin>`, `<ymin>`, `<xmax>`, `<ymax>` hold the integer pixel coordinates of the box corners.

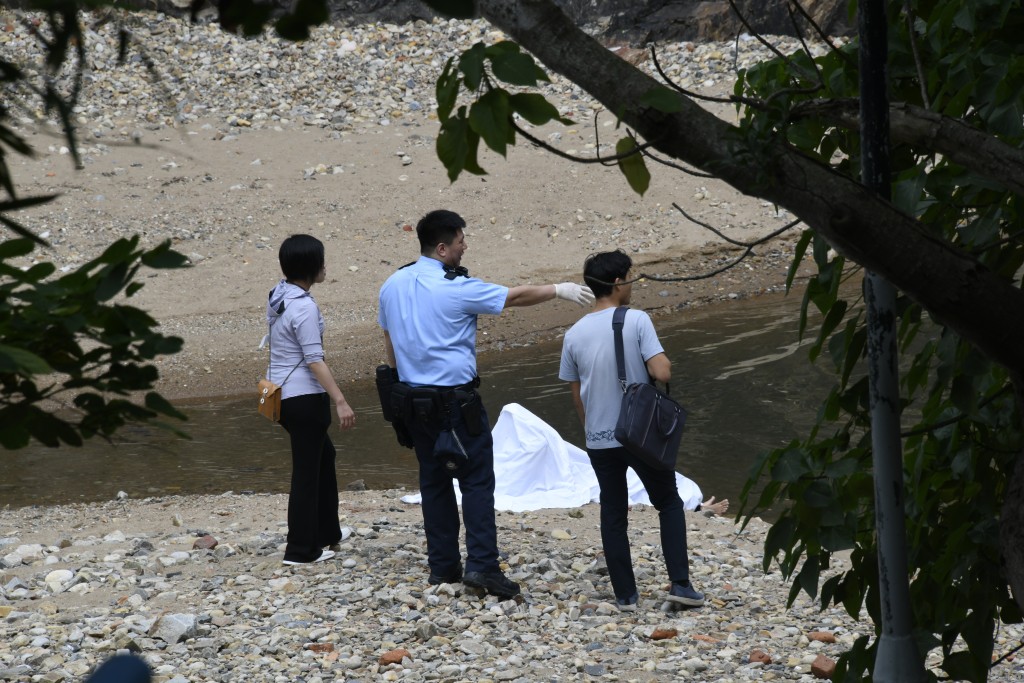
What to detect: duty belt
<box><xmin>420</xmin><ymin>376</ymin><xmax>481</xmax><ymax>394</ymax></box>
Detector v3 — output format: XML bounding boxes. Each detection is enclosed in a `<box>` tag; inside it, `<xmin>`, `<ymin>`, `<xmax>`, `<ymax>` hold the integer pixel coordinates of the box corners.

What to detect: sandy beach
<box><xmin>4</xmin><ymin>10</ymin><xmax>807</xmax><ymax>403</ymax></box>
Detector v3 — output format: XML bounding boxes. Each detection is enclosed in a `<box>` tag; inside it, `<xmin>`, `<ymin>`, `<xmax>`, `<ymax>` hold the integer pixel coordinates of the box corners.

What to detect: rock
<box><xmin>1</xmin><ymin>552</ymin><xmax>23</xmax><ymax>568</ymax></box>
<box><xmin>346</xmin><ymin>479</ymin><xmax>367</xmax><ymax>491</ymax></box>
<box><xmin>379</xmin><ymin>648</ymin><xmax>411</xmax><ymax>665</ymax></box>
<box><xmin>305</xmin><ymin>642</ymin><xmax>335</xmax><ymax>653</ymax></box>
<box><xmin>44</xmin><ymin>569</ymin><xmax>74</xmax><ymax>592</ymax></box>
<box><xmin>148</xmin><ymin>613</ymin><xmax>198</xmax><ymax>644</ymax></box>
<box><xmin>415</xmin><ymin>621</ymin><xmax>438</xmax><ymax>640</ymax></box>
<box><xmin>750</xmin><ymin>649</ymin><xmax>772</xmax><ymax>664</ymax></box>
<box><xmin>649</xmin><ymin>628</ymin><xmax>678</xmax><ymax>640</ymax></box>
<box><xmin>812</xmin><ymin>653</ymin><xmax>836</xmax><ymax>679</ymax></box>
<box><xmin>192</xmin><ymin>535</ymin><xmax>218</xmax><ymax>550</ymax></box>
<box><xmin>808</xmin><ymin>630</ymin><xmax>837</xmax><ymax>643</ymax></box>
<box><xmin>14</xmin><ymin>544</ymin><xmax>45</xmax><ymax>562</ymax></box>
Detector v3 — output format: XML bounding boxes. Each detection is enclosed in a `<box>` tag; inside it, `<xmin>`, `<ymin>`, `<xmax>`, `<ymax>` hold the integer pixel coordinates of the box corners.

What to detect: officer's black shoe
<box><xmin>428</xmin><ymin>562</ymin><xmax>463</xmax><ymax>585</ymax></box>
<box><xmin>463</xmin><ymin>570</ymin><xmax>521</xmax><ymax>600</ymax></box>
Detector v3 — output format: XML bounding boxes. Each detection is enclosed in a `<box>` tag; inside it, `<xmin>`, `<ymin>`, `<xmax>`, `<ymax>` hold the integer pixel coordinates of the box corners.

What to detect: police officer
<box><xmin>378</xmin><ymin>209</ymin><xmax>593</xmax><ymax>599</ymax></box>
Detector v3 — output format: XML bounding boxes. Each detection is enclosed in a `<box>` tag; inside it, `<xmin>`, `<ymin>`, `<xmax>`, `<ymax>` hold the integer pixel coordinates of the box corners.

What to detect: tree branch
<box><xmin>791</xmin><ymin>98</ymin><xmax>1024</xmax><ymax>197</ymax></box>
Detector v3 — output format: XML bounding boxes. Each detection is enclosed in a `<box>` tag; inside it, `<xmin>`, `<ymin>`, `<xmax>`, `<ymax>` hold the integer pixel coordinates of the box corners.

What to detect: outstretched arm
<box><xmin>504</xmin><ymin>282</ymin><xmax>594</xmax><ymax>308</ymax></box>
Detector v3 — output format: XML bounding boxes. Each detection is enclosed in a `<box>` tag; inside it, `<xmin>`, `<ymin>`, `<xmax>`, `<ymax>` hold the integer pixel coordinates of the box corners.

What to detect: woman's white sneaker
<box><xmin>283</xmin><ymin>549</ymin><xmax>335</xmax><ymax>566</ymax></box>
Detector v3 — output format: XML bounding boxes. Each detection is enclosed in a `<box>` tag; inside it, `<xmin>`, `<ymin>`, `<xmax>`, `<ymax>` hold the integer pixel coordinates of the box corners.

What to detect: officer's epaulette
<box><xmin>398</xmin><ymin>261</ymin><xmax>416</xmax><ymax>270</ymax></box>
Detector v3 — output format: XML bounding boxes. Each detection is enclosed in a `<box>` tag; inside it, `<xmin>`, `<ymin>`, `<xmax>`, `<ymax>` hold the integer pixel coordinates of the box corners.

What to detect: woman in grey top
<box><xmin>266</xmin><ymin>234</ymin><xmax>355</xmax><ymax>565</ymax></box>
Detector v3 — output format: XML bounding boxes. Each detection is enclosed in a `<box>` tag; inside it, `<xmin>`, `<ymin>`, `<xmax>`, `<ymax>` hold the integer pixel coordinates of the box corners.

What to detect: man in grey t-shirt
<box><xmin>559</xmin><ymin>250</ymin><xmax>704</xmax><ymax>612</ymax></box>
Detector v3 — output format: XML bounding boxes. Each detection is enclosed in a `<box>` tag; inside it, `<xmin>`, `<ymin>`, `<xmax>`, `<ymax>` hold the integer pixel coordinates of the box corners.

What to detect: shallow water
<box><xmin>1</xmin><ymin>291</ymin><xmax>833</xmax><ymax>510</ymax></box>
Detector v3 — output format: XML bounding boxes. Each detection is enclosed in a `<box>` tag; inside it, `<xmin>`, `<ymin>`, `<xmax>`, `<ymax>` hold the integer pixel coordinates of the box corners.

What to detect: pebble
<box><xmin>2</xmin><ymin>490</ymin><xmax>1019</xmax><ymax>682</ymax></box>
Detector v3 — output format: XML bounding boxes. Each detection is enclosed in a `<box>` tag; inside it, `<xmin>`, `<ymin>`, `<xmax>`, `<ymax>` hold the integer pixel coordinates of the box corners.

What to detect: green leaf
<box><xmin>509</xmin><ymin>93</ymin><xmax>562</xmax><ymax>126</ymax></box>
<box><xmin>638</xmin><ymin>86</ymin><xmax>684</xmax><ymax>113</ymax></box>
<box><xmin>764</xmin><ymin>516</ymin><xmax>796</xmax><ymax>568</ymax></box>
<box><xmin>615</xmin><ymin>138</ymin><xmax>650</xmax><ymax>196</ymax></box>
<box><xmin>140</xmin><ymin>241</ymin><xmax>188</xmax><ymax>269</ymax></box>
<box><xmin>810</xmin><ymin>300</ymin><xmax>848</xmax><ymax>363</ymax></box>
<box><xmin>145</xmin><ymin>392</ymin><xmax>188</xmax><ymax>421</ymax></box>
<box><xmin>796</xmin><ymin>556</ymin><xmax>821</xmax><ymax>600</ymax></box>
<box><xmin>771</xmin><ymin>448</ymin><xmax>808</xmax><ymax>483</ymax></box>
<box><xmin>95</xmin><ymin>262</ymin><xmax>130</xmax><ymax>302</ymax></box>
<box><xmin>0</xmin><ymin>238</ymin><xmax>35</xmax><ymax>259</ymax></box>
<box><xmin>436</xmin><ymin>58</ymin><xmax>460</xmax><ymax>122</ymax></box>
<box><xmin>436</xmin><ymin>106</ymin><xmax>471</xmax><ymax>182</ymax></box>
<box><xmin>218</xmin><ymin>0</ymin><xmax>275</xmax><ymax>36</ymax></box>
<box><xmin>274</xmin><ymin>0</ymin><xmax>329</xmax><ymax>41</ymax></box>
<box><xmin>458</xmin><ymin>43</ymin><xmax>486</xmax><ymax>91</ymax></box>
<box><xmin>803</xmin><ymin>480</ymin><xmax>834</xmax><ymax>508</ymax></box>
<box><xmin>786</xmin><ymin>230</ymin><xmax>813</xmax><ymax>293</ymax></box>
<box><xmin>490</xmin><ymin>51</ymin><xmax>547</xmax><ymax>86</ymax></box>
<box><xmin>463</xmin><ymin>128</ymin><xmax>486</xmax><ymax>176</ymax></box>
<box><xmin>0</xmin><ymin>344</ymin><xmax>53</xmax><ymax>374</ymax></box>
<box><xmin>469</xmin><ymin>89</ymin><xmax>511</xmax><ymax>157</ymax></box>
<box><xmin>952</xmin><ymin>5</ymin><xmax>976</xmax><ymax>32</ymax></box>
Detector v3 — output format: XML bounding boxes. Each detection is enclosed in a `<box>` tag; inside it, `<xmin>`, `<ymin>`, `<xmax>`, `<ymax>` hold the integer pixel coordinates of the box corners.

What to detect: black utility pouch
<box><xmin>458</xmin><ymin>392</ymin><xmax>484</xmax><ymax>436</ymax></box>
<box><xmin>392</xmin><ymin>421</ymin><xmax>415</xmax><ymax>449</ymax></box>
<box><xmin>382</xmin><ymin>381</ymin><xmax>416</xmax><ymax>449</ymax></box>
<box><xmin>434</xmin><ymin>428</ymin><xmax>469</xmax><ymax>473</ymax></box>
<box><xmin>375</xmin><ymin>364</ymin><xmax>399</xmax><ymax>422</ymax></box>
<box><xmin>407</xmin><ymin>387</ymin><xmax>443</xmax><ymax>424</ymax></box>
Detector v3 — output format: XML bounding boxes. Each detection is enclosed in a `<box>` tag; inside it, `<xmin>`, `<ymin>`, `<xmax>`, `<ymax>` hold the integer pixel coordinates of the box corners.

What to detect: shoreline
<box><xmin>152</xmin><ymin>245</ymin><xmax>809</xmax><ymax>404</ymax></box>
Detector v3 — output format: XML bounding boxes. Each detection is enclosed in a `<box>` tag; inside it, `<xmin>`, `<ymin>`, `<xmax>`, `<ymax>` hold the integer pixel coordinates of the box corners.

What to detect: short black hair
<box><xmin>417</xmin><ymin>209</ymin><xmax>466</xmax><ymax>254</ymax></box>
<box><xmin>279</xmin><ymin>234</ymin><xmax>325</xmax><ymax>282</ymax></box>
<box><xmin>583</xmin><ymin>250</ymin><xmax>632</xmax><ymax>299</ymax></box>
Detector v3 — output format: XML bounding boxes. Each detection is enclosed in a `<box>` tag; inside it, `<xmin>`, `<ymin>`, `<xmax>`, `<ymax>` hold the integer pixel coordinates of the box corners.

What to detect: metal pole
<box><xmin>857</xmin><ymin>1</ymin><xmax>925</xmax><ymax>680</ymax></box>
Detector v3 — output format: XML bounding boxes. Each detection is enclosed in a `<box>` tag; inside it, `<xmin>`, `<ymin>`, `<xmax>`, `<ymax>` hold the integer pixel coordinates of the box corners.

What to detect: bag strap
<box><xmin>267</xmin><ymin>303</ymin><xmax>303</xmax><ymax>386</ymax></box>
<box><xmin>612</xmin><ymin>306</ymin><xmax>629</xmax><ymax>394</ymax></box>
<box><xmin>611</xmin><ymin>306</ymin><xmax>671</xmax><ymax>396</ymax></box>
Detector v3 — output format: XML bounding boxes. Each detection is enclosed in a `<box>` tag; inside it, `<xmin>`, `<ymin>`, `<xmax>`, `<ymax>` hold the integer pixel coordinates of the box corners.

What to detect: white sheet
<box><xmin>400</xmin><ymin>403</ymin><xmax>703</xmax><ymax>512</ymax></box>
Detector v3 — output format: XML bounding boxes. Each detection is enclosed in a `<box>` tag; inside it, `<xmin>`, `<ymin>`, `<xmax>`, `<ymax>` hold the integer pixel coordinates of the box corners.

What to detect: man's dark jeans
<box><xmin>587</xmin><ymin>445</ymin><xmax>691</xmax><ymax>601</ymax></box>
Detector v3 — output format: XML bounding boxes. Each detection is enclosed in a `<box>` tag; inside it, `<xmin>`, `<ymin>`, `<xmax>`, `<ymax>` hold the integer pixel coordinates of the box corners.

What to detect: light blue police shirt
<box><xmin>378</xmin><ymin>256</ymin><xmax>508</xmax><ymax>387</ymax></box>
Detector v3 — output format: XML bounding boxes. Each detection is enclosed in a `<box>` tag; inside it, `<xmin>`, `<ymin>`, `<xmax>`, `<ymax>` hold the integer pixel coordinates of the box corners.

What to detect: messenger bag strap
<box><xmin>612</xmin><ymin>306</ymin><xmax>670</xmax><ymax>397</ymax></box>
<box><xmin>612</xmin><ymin>306</ymin><xmax>628</xmax><ymax>394</ymax></box>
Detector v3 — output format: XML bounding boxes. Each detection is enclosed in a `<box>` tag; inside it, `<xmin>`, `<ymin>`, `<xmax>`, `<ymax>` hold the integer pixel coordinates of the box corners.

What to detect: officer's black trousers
<box><xmin>406</xmin><ymin>395</ymin><xmax>500</xmax><ymax>577</ymax></box>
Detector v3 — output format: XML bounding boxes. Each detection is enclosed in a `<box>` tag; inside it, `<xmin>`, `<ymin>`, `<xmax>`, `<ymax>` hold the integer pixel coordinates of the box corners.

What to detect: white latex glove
<box><xmin>554</xmin><ymin>282</ymin><xmax>595</xmax><ymax>307</ymax></box>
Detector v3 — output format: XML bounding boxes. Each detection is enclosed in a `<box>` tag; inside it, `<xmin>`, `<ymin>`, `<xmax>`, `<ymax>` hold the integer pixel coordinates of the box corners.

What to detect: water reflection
<box><xmin>1</xmin><ymin>291</ymin><xmax>832</xmax><ymax>510</ymax></box>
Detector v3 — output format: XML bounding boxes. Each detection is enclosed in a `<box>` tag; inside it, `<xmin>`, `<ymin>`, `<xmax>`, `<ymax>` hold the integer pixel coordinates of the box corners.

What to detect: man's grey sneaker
<box><xmin>667</xmin><ymin>581</ymin><xmax>704</xmax><ymax>607</ymax></box>
<box><xmin>616</xmin><ymin>592</ymin><xmax>639</xmax><ymax>612</ymax></box>
<box><xmin>428</xmin><ymin>562</ymin><xmax>464</xmax><ymax>586</ymax></box>
<box><xmin>462</xmin><ymin>571</ymin><xmax>521</xmax><ymax>600</ymax></box>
